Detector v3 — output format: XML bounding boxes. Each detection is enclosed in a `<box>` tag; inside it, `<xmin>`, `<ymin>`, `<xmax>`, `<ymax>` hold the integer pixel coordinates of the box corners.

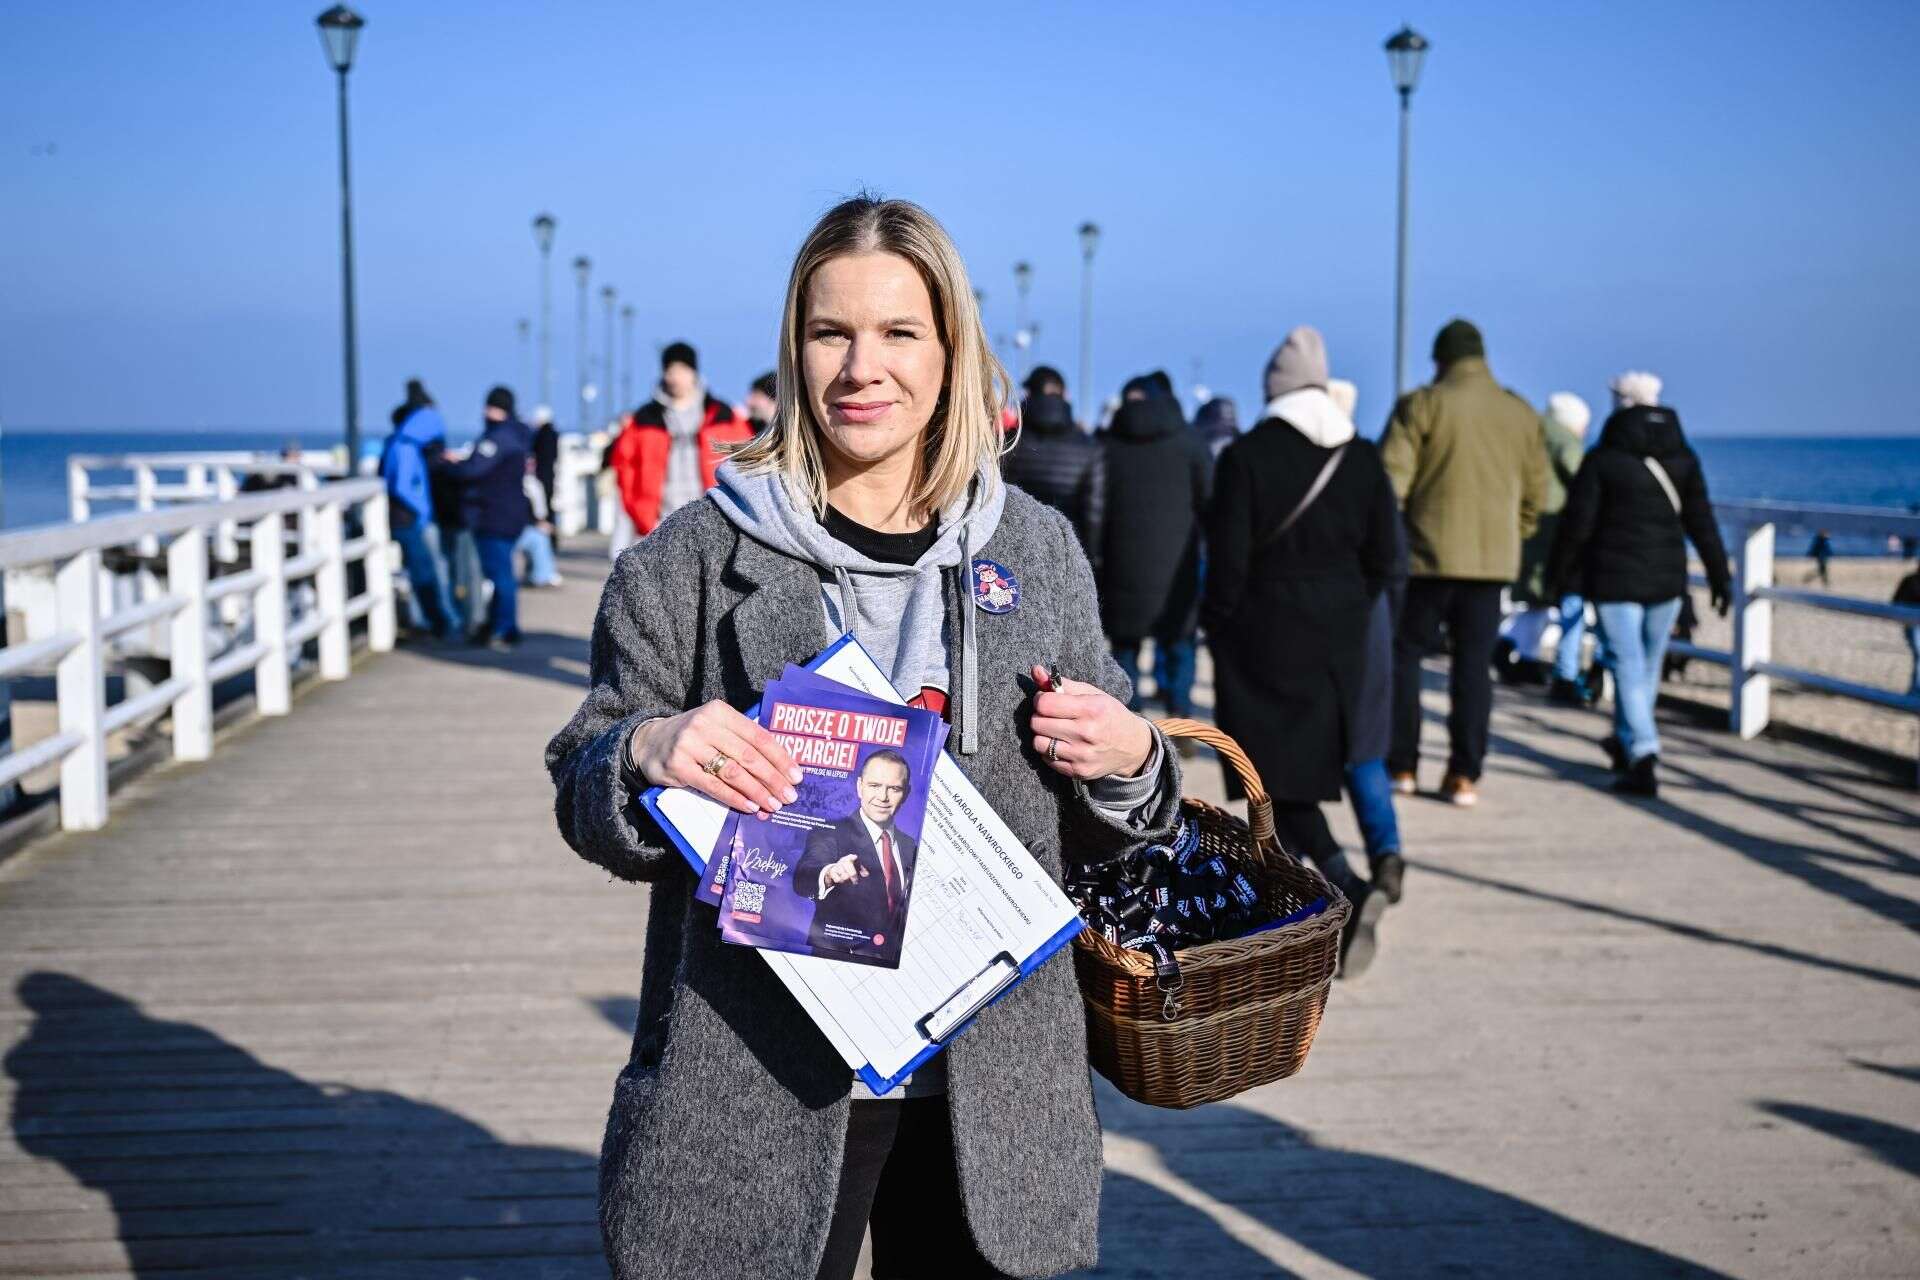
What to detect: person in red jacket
<box><xmin>609</xmin><ymin>341</ymin><xmax>753</xmax><ymax>538</ymax></box>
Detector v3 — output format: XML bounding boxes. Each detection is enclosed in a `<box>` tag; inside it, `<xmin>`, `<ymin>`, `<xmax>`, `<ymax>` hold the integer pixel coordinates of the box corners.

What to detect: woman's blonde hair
<box><xmin>730</xmin><ymin>195</ymin><xmax>1011</xmax><ymax>518</ymax></box>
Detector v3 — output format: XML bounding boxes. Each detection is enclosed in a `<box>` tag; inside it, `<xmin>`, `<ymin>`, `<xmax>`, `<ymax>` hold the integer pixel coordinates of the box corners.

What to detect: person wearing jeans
<box><xmin>449</xmin><ymin>386</ymin><xmax>534</xmax><ymax>650</ymax></box>
<box><xmin>1543</xmin><ymin>371</ymin><xmax>1732</xmax><ymax>798</ymax></box>
<box><xmin>1595</xmin><ymin>597</ymin><xmax>1682</xmax><ymax>767</ymax></box>
<box><xmin>1551</xmin><ymin>592</ymin><xmax>1587</xmax><ymax>689</ymax></box>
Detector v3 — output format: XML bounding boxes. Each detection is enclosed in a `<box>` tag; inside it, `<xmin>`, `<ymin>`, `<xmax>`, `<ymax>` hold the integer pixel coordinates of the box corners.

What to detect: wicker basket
<box><xmin>1072</xmin><ymin>718</ymin><xmax>1350</xmax><ymax>1109</ymax></box>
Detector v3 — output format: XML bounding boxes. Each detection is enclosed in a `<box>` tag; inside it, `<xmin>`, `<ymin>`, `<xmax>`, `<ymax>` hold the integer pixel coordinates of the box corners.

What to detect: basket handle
<box><xmin>1154</xmin><ymin>717</ymin><xmax>1278</xmax><ymax>858</ymax></box>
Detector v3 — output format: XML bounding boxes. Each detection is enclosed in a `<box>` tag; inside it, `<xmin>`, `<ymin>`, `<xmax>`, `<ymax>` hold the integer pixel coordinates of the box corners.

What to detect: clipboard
<box><xmin>634</xmin><ymin>633</ymin><xmax>1087</xmax><ymax>1096</ymax></box>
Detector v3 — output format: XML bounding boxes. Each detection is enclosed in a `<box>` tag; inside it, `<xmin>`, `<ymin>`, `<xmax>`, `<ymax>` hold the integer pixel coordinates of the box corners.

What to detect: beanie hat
<box><xmin>1545</xmin><ymin>391</ymin><xmax>1592</xmax><ymax>436</ymax></box>
<box><xmin>1609</xmin><ymin>371</ymin><xmax>1662</xmax><ymax>408</ymax></box>
<box><xmin>661</xmin><ymin>341</ymin><xmax>698</xmax><ymax>372</ymax></box>
<box><xmin>1431</xmin><ymin>318</ymin><xmax>1485</xmax><ymax>366</ymax></box>
<box><xmin>751</xmin><ymin>371</ymin><xmax>776</xmax><ymax>400</ymax></box>
<box><xmin>405</xmin><ymin>378</ymin><xmax>430</xmax><ymax>404</ymax></box>
<box><xmin>1264</xmin><ymin>325</ymin><xmax>1331</xmax><ymax>400</ymax></box>
<box><xmin>484</xmin><ymin>385</ymin><xmax>516</xmax><ymax>415</ymax></box>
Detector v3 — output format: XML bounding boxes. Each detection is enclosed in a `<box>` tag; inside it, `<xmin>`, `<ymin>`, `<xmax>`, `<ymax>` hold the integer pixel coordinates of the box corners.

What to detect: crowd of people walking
<box><xmin>997</xmin><ymin>319</ymin><xmax>1734</xmax><ymax>976</ymax></box>
<box><xmin>408</xmin><ymin>285</ymin><xmax>1735</xmax><ymax>982</ymax></box>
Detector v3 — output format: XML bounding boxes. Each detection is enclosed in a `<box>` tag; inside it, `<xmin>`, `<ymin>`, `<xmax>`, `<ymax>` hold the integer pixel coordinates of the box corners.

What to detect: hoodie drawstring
<box><xmin>830</xmin><ymin>565</ymin><xmax>859</xmax><ymax>639</ymax></box>
<box><xmin>958</xmin><ymin>520</ymin><xmax>980</xmax><ymax>757</ymax></box>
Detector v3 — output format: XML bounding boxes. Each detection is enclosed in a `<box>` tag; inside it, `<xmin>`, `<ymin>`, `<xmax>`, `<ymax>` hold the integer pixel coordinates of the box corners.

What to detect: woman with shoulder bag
<box><xmin>546</xmin><ymin>195</ymin><xmax>1183</xmax><ymax>1280</ymax></box>
<box><xmin>1544</xmin><ymin>370</ymin><xmax>1732</xmax><ymax>798</ymax></box>
<box><xmin>1203</xmin><ymin>326</ymin><xmax>1398</xmax><ymax>977</ymax></box>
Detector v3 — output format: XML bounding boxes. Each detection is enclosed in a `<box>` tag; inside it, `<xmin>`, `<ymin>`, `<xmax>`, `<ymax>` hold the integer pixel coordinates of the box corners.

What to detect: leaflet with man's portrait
<box><xmin>717</xmin><ymin>677</ymin><xmax>948</xmax><ymax>969</ymax></box>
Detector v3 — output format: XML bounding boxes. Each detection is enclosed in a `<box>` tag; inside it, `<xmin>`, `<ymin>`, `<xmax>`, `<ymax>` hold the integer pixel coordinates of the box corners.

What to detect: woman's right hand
<box><xmin>627</xmin><ymin>701</ymin><xmax>803</xmax><ymax>816</ymax></box>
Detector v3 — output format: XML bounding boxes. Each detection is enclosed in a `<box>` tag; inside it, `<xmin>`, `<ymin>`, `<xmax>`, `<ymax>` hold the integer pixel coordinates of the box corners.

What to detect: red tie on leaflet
<box><xmin>878</xmin><ymin>831</ymin><xmax>898</xmax><ymax>912</ymax></box>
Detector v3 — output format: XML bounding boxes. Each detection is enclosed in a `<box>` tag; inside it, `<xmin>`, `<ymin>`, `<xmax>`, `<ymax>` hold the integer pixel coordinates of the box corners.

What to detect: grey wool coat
<box><xmin>545</xmin><ymin>485</ymin><xmax>1182</xmax><ymax>1280</ymax></box>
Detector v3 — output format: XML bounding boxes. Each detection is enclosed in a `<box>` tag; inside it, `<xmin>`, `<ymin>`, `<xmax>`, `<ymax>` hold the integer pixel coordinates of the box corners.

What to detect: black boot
<box><xmin>1370</xmin><ymin>853</ymin><xmax>1406</xmax><ymax>905</ymax></box>
<box><xmin>1613</xmin><ymin>753</ymin><xmax>1659</xmax><ymax>797</ymax></box>
<box><xmin>1600</xmin><ymin>735</ymin><xmax>1628</xmax><ymax>773</ymax></box>
<box><xmin>1548</xmin><ymin>677</ymin><xmax>1585</xmax><ymax>707</ymax></box>
<box><xmin>1338</xmin><ymin>882</ymin><xmax>1387</xmax><ymax>980</ymax></box>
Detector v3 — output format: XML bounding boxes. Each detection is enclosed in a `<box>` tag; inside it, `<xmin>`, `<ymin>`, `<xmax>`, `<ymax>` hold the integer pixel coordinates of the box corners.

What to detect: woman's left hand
<box><xmin>1028</xmin><ymin>664</ymin><xmax>1155</xmax><ymax>782</ymax></box>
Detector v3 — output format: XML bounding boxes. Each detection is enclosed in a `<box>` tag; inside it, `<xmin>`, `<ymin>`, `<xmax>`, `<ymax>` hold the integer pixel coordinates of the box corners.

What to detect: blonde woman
<box><xmin>547</xmin><ymin>196</ymin><xmax>1181</xmax><ymax>1280</ymax></box>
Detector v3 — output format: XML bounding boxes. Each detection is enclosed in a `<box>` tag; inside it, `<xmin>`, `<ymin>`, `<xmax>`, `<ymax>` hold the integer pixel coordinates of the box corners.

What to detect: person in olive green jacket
<box><xmin>1379</xmin><ymin>318</ymin><xmax>1549</xmax><ymax>807</ymax></box>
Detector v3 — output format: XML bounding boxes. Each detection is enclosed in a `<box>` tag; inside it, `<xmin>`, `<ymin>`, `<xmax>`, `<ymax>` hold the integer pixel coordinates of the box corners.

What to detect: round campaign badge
<box><xmin>872</xmin><ymin>934</ymin><xmax>886</xmax><ymax>947</ymax></box>
<box><xmin>971</xmin><ymin>558</ymin><xmax>1020</xmax><ymax>614</ymax></box>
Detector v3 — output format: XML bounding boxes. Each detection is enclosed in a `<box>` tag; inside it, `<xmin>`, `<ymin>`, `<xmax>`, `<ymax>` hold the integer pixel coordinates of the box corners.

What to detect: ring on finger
<box><xmin>1047</xmin><ymin>736</ymin><xmax>1061</xmax><ymax>763</ymax></box>
<box><xmin>702</xmin><ymin>751</ymin><xmax>731</xmax><ymax>778</ymax></box>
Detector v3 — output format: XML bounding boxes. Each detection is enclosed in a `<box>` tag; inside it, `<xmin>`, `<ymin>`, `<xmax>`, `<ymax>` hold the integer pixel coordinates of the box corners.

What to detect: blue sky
<box><xmin>3</xmin><ymin>0</ymin><xmax>1916</xmax><ymax>439</ymax></box>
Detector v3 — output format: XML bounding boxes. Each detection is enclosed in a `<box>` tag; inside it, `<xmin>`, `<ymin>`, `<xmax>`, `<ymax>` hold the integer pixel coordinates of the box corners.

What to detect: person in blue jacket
<box><xmin>378</xmin><ymin>380</ymin><xmax>459</xmax><ymax>640</ymax></box>
<box><xmin>451</xmin><ymin>386</ymin><xmax>534</xmax><ymax>650</ymax></box>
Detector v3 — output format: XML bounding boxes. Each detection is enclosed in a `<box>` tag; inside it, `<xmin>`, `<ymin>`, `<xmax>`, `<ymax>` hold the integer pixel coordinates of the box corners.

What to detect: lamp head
<box><xmin>1078</xmin><ymin>221</ymin><xmax>1101</xmax><ymax>258</ymax></box>
<box><xmin>572</xmin><ymin>255</ymin><xmax>591</xmax><ymax>287</ymax></box>
<box><xmin>532</xmin><ymin>213</ymin><xmax>556</xmax><ymax>254</ymax></box>
<box><xmin>1384</xmin><ymin>25</ymin><xmax>1430</xmax><ymax>97</ymax></box>
<box><xmin>315</xmin><ymin>5</ymin><xmax>364</xmax><ymax>74</ymax></box>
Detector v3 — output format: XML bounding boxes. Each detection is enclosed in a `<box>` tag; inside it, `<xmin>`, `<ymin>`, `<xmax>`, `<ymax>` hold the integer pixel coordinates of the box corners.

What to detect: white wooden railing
<box><xmin>1666</xmin><ymin>500</ymin><xmax>1920</xmax><ymax>785</ymax></box>
<box><xmin>71</xmin><ymin>436</ymin><xmax>609</xmax><ymax>540</ymax></box>
<box><xmin>0</xmin><ymin>480</ymin><xmax>395</xmax><ymax>832</ymax></box>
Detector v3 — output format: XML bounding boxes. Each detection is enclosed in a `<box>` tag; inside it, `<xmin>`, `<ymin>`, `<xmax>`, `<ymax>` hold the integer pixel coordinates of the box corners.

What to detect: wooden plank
<box><xmin>1</xmin><ymin>535</ymin><xmax>1916</xmax><ymax>1279</ymax></box>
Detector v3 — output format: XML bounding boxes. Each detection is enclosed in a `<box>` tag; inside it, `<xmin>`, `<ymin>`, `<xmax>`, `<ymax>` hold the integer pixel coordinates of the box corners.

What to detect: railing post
<box><xmin>135</xmin><ymin>462</ymin><xmax>159</xmax><ymax>555</ymax></box>
<box><xmin>252</xmin><ymin>510</ymin><xmax>291</xmax><ymax>716</ymax></box>
<box><xmin>362</xmin><ymin>492</ymin><xmax>397</xmax><ymax>653</ymax></box>
<box><xmin>214</xmin><ymin>466</ymin><xmax>240</xmax><ymax>564</ymax></box>
<box><xmin>314</xmin><ymin>500</ymin><xmax>351</xmax><ymax>680</ymax></box>
<box><xmin>1731</xmin><ymin>522</ymin><xmax>1774</xmax><ymax>740</ymax></box>
<box><xmin>68</xmin><ymin>460</ymin><xmax>90</xmax><ymax>524</ymax></box>
<box><xmin>54</xmin><ymin>549</ymin><xmax>108</xmax><ymax>831</ymax></box>
<box><xmin>167</xmin><ymin>526</ymin><xmax>213</xmax><ymax>761</ymax></box>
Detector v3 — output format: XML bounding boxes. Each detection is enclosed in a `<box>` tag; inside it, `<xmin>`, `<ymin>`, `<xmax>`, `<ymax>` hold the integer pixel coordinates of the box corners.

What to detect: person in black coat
<box><xmin>1204</xmin><ymin>327</ymin><xmax>1398</xmax><ymax>977</ymax></box>
<box><xmin>790</xmin><ymin>750</ymin><xmax>919</xmax><ymax>965</ymax></box>
<box><xmin>1545</xmin><ymin>371</ymin><xmax>1731</xmax><ymax>798</ymax></box>
<box><xmin>530</xmin><ymin>406</ymin><xmax>560</xmax><ymax>550</ymax></box>
<box><xmin>448</xmin><ymin>386</ymin><xmax>534</xmax><ymax>650</ymax></box>
<box><xmin>1099</xmin><ymin>377</ymin><xmax>1211</xmax><ymax>718</ymax></box>
<box><xmin>1004</xmin><ymin>390</ymin><xmax>1106</xmax><ymax>571</ymax></box>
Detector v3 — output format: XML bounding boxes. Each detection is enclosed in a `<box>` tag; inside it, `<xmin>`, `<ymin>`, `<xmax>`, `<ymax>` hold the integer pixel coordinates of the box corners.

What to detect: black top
<box><xmin>824</xmin><ymin>505</ymin><xmax>938</xmax><ymax>566</ymax></box>
<box><xmin>1004</xmin><ymin>394</ymin><xmax>1106</xmax><ymax>571</ymax></box>
<box><xmin>1545</xmin><ymin>404</ymin><xmax>1732</xmax><ymax>604</ymax></box>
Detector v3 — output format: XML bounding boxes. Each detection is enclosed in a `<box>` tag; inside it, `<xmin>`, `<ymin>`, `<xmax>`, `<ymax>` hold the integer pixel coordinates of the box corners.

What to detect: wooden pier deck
<box><xmin>2</xmin><ymin>536</ymin><xmax>1915</xmax><ymax>1278</ymax></box>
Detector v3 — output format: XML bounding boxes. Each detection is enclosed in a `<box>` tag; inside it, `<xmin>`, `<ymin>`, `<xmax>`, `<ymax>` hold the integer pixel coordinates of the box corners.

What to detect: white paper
<box><xmin>654</xmin><ymin>639</ymin><xmax>1082</xmax><ymax>1084</ymax></box>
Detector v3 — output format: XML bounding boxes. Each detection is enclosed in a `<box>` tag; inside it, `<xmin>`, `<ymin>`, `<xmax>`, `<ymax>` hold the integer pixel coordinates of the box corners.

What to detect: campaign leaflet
<box><xmin>692</xmin><ymin>666</ymin><xmax>941</xmax><ymax>909</ymax></box>
<box><xmin>718</xmin><ymin>679</ymin><xmax>947</xmax><ymax>968</ymax></box>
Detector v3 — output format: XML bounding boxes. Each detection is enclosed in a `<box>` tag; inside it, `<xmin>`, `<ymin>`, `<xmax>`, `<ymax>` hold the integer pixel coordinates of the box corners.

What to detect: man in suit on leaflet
<box><xmin>793</xmin><ymin>750</ymin><xmax>918</xmax><ymax>958</ymax></box>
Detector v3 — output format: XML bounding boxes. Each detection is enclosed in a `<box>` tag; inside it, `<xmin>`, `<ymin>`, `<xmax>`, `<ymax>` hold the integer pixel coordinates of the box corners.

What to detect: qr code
<box><xmin>732</xmin><ymin>881</ymin><xmax>767</xmax><ymax>915</ymax></box>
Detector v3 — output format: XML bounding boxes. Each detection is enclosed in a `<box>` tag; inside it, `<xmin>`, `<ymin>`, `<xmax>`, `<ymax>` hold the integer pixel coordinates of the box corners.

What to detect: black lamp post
<box><xmin>1384</xmin><ymin>24</ymin><xmax>1430</xmax><ymax>401</ymax></box>
<box><xmin>600</xmin><ymin>284</ymin><xmax>617</xmax><ymax>430</ymax></box>
<box><xmin>1012</xmin><ymin>261</ymin><xmax>1033</xmax><ymax>385</ymax></box>
<box><xmin>533</xmin><ymin>213</ymin><xmax>556</xmax><ymax>412</ymax></box>
<box><xmin>572</xmin><ymin>255</ymin><xmax>592</xmax><ymax>433</ymax></box>
<box><xmin>315</xmin><ymin>5</ymin><xmax>365</xmax><ymax>468</ymax></box>
<box><xmin>1077</xmin><ymin>222</ymin><xmax>1100</xmax><ymax>422</ymax></box>
<box><xmin>620</xmin><ymin>303</ymin><xmax>635</xmax><ymax>412</ymax></box>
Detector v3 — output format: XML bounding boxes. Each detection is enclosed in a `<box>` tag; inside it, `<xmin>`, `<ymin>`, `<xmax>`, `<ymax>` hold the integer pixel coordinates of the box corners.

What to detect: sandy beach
<box><xmin>1671</xmin><ymin>556</ymin><xmax>1917</xmax><ymax>764</ymax></box>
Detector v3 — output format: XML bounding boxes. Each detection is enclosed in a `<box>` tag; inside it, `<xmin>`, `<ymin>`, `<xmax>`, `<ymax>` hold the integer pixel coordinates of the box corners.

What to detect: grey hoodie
<box><xmin>709</xmin><ymin>458</ymin><xmax>1006</xmax><ymax>755</ymax></box>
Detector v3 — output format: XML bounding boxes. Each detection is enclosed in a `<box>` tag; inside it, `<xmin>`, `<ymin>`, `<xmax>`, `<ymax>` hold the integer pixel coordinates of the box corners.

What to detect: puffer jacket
<box><xmin>1545</xmin><ymin>404</ymin><xmax>1731</xmax><ymax>604</ymax></box>
<box><xmin>1004</xmin><ymin>393</ymin><xmax>1105</xmax><ymax>570</ymax></box>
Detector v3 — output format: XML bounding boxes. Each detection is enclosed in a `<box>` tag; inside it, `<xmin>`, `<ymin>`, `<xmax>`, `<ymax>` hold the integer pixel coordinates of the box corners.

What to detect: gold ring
<box><xmin>703</xmin><ymin>751</ymin><xmax>731</xmax><ymax>778</ymax></box>
<box><xmin>1047</xmin><ymin>737</ymin><xmax>1061</xmax><ymax>763</ymax></box>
